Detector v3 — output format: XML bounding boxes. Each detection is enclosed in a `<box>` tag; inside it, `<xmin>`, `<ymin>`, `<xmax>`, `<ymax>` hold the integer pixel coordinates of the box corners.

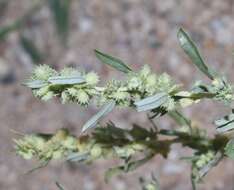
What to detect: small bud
<box><xmin>128</xmin><ymin>76</ymin><xmax>141</xmax><ymax>90</ymax></box>
<box><xmin>164</xmin><ymin>97</ymin><xmax>175</xmax><ymax>111</ymax></box>
<box><xmin>52</xmin><ymin>150</ymin><xmax>65</xmax><ymax>159</ymax></box>
<box><xmin>85</xmin><ymin>72</ymin><xmax>99</xmax><ymax>85</ymax></box>
<box><xmin>41</xmin><ymin>91</ymin><xmax>54</xmax><ymax>101</ymax></box>
<box><xmin>63</xmin><ymin>136</ymin><xmax>78</xmax><ymax>150</ymax></box>
<box><xmin>54</xmin><ymin>129</ymin><xmax>69</xmax><ymax>141</ymax></box>
<box><xmin>36</xmin><ymin>86</ymin><xmax>50</xmax><ymax>97</ymax></box>
<box><xmin>140</xmin><ymin>65</ymin><xmax>151</xmax><ymax>78</ymax></box>
<box><xmin>32</xmin><ymin>65</ymin><xmax>57</xmax><ymax>81</ymax></box>
<box><xmin>196</xmin><ymin>159</ymin><xmax>205</xmax><ymax>168</ymax></box>
<box><xmin>60</xmin><ymin>67</ymin><xmax>80</xmax><ymax>77</ymax></box>
<box><xmin>145</xmin><ymin>183</ymin><xmax>157</xmax><ymax>190</ymax></box>
<box><xmin>61</xmin><ymin>91</ymin><xmax>70</xmax><ymax>104</ymax></box>
<box><xmin>112</xmin><ymin>90</ymin><xmax>129</xmax><ymax>101</ymax></box>
<box><xmin>90</xmin><ymin>144</ymin><xmax>102</xmax><ymax>158</ymax></box>
<box><xmin>77</xmin><ymin>90</ymin><xmax>90</xmax><ymax>105</ymax></box>
<box><xmin>146</xmin><ymin>74</ymin><xmax>157</xmax><ymax>86</ymax></box>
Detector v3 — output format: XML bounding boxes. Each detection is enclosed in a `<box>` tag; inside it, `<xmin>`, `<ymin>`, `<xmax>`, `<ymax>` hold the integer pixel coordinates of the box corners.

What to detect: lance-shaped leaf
<box><xmin>177</xmin><ymin>28</ymin><xmax>215</xmax><ymax>80</ymax></box>
<box><xmin>81</xmin><ymin>101</ymin><xmax>116</xmax><ymax>133</ymax></box>
<box><xmin>134</xmin><ymin>92</ymin><xmax>168</xmax><ymax>112</ymax></box>
<box><xmin>23</xmin><ymin>80</ymin><xmax>48</xmax><ymax>89</ymax></box>
<box><xmin>95</xmin><ymin>50</ymin><xmax>132</xmax><ymax>73</ymax></box>
<box><xmin>225</xmin><ymin>138</ymin><xmax>234</xmax><ymax>160</ymax></box>
<box><xmin>214</xmin><ymin>112</ymin><xmax>234</xmax><ymax>133</ymax></box>
<box><xmin>48</xmin><ymin>76</ymin><xmax>85</xmax><ymax>85</ymax></box>
<box><xmin>169</xmin><ymin>110</ymin><xmax>191</xmax><ymax>127</ymax></box>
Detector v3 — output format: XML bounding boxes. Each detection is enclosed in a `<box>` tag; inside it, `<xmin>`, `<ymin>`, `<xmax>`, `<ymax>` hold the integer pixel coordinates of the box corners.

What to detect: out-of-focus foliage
<box><xmin>48</xmin><ymin>0</ymin><xmax>70</xmax><ymax>43</ymax></box>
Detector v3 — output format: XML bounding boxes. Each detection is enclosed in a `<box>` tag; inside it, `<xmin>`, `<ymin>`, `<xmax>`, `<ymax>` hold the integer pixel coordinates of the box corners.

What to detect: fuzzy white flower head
<box><xmin>112</xmin><ymin>90</ymin><xmax>129</xmax><ymax>101</ymax></box>
<box><xmin>85</xmin><ymin>72</ymin><xmax>99</xmax><ymax>86</ymax></box>
<box><xmin>67</xmin><ymin>88</ymin><xmax>78</xmax><ymax>97</ymax></box>
<box><xmin>158</xmin><ymin>73</ymin><xmax>171</xmax><ymax>85</ymax></box>
<box><xmin>41</xmin><ymin>91</ymin><xmax>55</xmax><ymax>101</ymax></box>
<box><xmin>61</xmin><ymin>91</ymin><xmax>70</xmax><ymax>104</ymax></box>
<box><xmin>63</xmin><ymin>136</ymin><xmax>78</xmax><ymax>150</ymax></box>
<box><xmin>15</xmin><ymin>134</ymin><xmax>47</xmax><ymax>160</ymax></box>
<box><xmin>35</xmin><ymin>86</ymin><xmax>50</xmax><ymax>97</ymax></box>
<box><xmin>140</xmin><ymin>65</ymin><xmax>151</xmax><ymax>78</ymax></box>
<box><xmin>145</xmin><ymin>74</ymin><xmax>157</xmax><ymax>87</ymax></box>
<box><xmin>128</xmin><ymin>76</ymin><xmax>142</xmax><ymax>90</ymax></box>
<box><xmin>164</xmin><ymin>97</ymin><xmax>175</xmax><ymax>111</ymax></box>
<box><xmin>32</xmin><ymin>65</ymin><xmax>57</xmax><ymax>81</ymax></box>
<box><xmin>77</xmin><ymin>90</ymin><xmax>90</xmax><ymax>104</ymax></box>
<box><xmin>60</xmin><ymin>67</ymin><xmax>81</xmax><ymax>77</ymax></box>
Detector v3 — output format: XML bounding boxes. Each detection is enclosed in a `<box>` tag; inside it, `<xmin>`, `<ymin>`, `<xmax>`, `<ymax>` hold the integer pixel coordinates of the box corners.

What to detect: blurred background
<box><xmin>0</xmin><ymin>0</ymin><xmax>233</xmax><ymax>189</ymax></box>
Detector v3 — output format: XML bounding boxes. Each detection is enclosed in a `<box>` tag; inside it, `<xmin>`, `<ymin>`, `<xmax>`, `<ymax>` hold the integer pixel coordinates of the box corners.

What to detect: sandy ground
<box><xmin>0</xmin><ymin>0</ymin><xmax>234</xmax><ymax>190</ymax></box>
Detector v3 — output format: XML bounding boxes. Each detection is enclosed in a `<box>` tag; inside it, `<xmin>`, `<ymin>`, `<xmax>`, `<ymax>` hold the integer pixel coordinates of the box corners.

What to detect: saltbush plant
<box><xmin>14</xmin><ymin>29</ymin><xmax>234</xmax><ymax>190</ymax></box>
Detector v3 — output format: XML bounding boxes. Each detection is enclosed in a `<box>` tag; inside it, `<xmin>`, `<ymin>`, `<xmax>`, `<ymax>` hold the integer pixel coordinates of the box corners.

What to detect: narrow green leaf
<box><xmin>225</xmin><ymin>138</ymin><xmax>234</xmax><ymax>159</ymax></box>
<box><xmin>168</xmin><ymin>110</ymin><xmax>191</xmax><ymax>127</ymax></box>
<box><xmin>22</xmin><ymin>80</ymin><xmax>48</xmax><ymax>89</ymax></box>
<box><xmin>134</xmin><ymin>92</ymin><xmax>168</xmax><ymax>112</ymax></box>
<box><xmin>177</xmin><ymin>28</ymin><xmax>215</xmax><ymax>79</ymax></box>
<box><xmin>48</xmin><ymin>0</ymin><xmax>70</xmax><ymax>43</ymax></box>
<box><xmin>95</xmin><ymin>49</ymin><xmax>132</xmax><ymax>73</ymax></box>
<box><xmin>20</xmin><ymin>35</ymin><xmax>44</xmax><ymax>63</ymax></box>
<box><xmin>81</xmin><ymin>101</ymin><xmax>116</xmax><ymax>133</ymax></box>
<box><xmin>48</xmin><ymin>76</ymin><xmax>85</xmax><ymax>85</ymax></box>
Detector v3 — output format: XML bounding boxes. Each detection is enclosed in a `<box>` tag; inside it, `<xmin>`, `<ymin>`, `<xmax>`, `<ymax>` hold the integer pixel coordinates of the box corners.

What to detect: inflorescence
<box><xmin>15</xmin><ymin>28</ymin><xmax>234</xmax><ymax>190</ymax></box>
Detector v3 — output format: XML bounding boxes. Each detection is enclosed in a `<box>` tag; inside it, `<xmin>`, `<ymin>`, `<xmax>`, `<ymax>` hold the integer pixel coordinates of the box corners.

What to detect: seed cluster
<box><xmin>14</xmin><ymin>125</ymin><xmax>155</xmax><ymax>163</ymax></box>
<box><xmin>26</xmin><ymin>65</ymin><xmax>180</xmax><ymax>111</ymax></box>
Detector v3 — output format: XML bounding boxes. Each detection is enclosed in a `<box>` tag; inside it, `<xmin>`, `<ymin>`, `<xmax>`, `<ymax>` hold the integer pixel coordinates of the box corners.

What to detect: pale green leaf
<box><xmin>48</xmin><ymin>76</ymin><xmax>85</xmax><ymax>85</ymax></box>
<box><xmin>134</xmin><ymin>92</ymin><xmax>168</xmax><ymax>112</ymax></box>
<box><xmin>177</xmin><ymin>28</ymin><xmax>215</xmax><ymax>79</ymax></box>
<box><xmin>81</xmin><ymin>101</ymin><xmax>116</xmax><ymax>133</ymax></box>
<box><xmin>214</xmin><ymin>113</ymin><xmax>234</xmax><ymax>133</ymax></box>
<box><xmin>95</xmin><ymin>49</ymin><xmax>132</xmax><ymax>73</ymax></box>
<box><xmin>168</xmin><ymin>110</ymin><xmax>191</xmax><ymax>127</ymax></box>
<box><xmin>22</xmin><ymin>80</ymin><xmax>48</xmax><ymax>89</ymax></box>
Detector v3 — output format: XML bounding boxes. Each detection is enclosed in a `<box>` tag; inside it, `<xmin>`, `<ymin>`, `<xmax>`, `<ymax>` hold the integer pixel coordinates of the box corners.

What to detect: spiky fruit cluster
<box><xmin>25</xmin><ymin>64</ymin><xmax>180</xmax><ymax>111</ymax></box>
<box><xmin>14</xmin><ymin>129</ymin><xmax>78</xmax><ymax>161</ymax></box>
<box><xmin>28</xmin><ymin>65</ymin><xmax>99</xmax><ymax>105</ymax></box>
<box><xmin>211</xmin><ymin>78</ymin><xmax>234</xmax><ymax>103</ymax></box>
<box><xmin>14</xmin><ymin>125</ymin><xmax>154</xmax><ymax>165</ymax></box>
